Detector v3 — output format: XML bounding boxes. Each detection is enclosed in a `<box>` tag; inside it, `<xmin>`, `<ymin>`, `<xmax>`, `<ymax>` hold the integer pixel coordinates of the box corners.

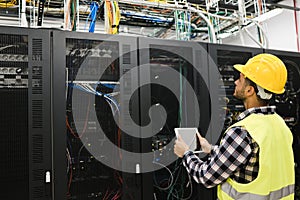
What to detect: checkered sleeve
<box><xmin>182</xmin><ymin>127</ymin><xmax>252</xmax><ymax>188</ymax></box>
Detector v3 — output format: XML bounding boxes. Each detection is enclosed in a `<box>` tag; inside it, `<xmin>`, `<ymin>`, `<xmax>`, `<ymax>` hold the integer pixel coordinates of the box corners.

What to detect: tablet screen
<box><xmin>174</xmin><ymin>128</ymin><xmax>197</xmax><ymax>151</ymax></box>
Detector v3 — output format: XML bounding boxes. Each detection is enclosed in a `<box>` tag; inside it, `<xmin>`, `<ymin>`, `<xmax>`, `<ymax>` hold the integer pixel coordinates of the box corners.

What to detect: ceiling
<box><xmin>0</xmin><ymin>0</ymin><xmax>295</xmax><ymax>41</ymax></box>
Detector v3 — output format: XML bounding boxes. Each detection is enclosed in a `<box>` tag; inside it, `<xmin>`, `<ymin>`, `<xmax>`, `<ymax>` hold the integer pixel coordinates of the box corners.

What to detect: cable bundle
<box><xmin>104</xmin><ymin>0</ymin><xmax>120</xmax><ymax>34</ymax></box>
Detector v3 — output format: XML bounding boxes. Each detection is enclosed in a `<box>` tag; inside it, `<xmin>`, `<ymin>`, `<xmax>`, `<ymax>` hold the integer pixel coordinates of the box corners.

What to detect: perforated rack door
<box><xmin>0</xmin><ymin>26</ymin><xmax>53</xmax><ymax>200</ymax></box>
<box><xmin>52</xmin><ymin>30</ymin><xmax>141</xmax><ymax>200</ymax></box>
<box><xmin>208</xmin><ymin>43</ymin><xmax>263</xmax><ymax>145</ymax></box>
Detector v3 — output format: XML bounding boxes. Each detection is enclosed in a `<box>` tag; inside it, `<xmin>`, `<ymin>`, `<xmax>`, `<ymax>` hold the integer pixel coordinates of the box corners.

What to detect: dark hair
<box><xmin>245</xmin><ymin>78</ymin><xmax>273</xmax><ymax>106</ymax></box>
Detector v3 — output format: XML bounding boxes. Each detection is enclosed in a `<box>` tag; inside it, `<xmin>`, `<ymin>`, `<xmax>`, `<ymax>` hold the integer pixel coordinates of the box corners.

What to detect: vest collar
<box><xmin>237</xmin><ymin>106</ymin><xmax>276</xmax><ymax>121</ymax></box>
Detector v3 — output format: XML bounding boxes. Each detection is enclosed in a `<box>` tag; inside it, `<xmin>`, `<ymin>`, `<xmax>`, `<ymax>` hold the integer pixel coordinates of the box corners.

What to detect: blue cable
<box><xmin>89</xmin><ymin>2</ymin><xmax>99</xmax><ymax>33</ymax></box>
<box><xmin>69</xmin><ymin>83</ymin><xmax>120</xmax><ymax>111</ymax></box>
<box><xmin>102</xmin><ymin>83</ymin><xmax>117</xmax><ymax>89</ymax></box>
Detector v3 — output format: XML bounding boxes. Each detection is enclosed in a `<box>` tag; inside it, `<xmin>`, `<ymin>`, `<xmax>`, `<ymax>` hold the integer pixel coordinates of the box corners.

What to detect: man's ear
<box><xmin>245</xmin><ymin>85</ymin><xmax>256</xmax><ymax>96</ymax></box>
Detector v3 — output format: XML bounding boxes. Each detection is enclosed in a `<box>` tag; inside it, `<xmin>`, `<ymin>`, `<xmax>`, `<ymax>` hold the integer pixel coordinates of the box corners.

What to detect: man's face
<box><xmin>233</xmin><ymin>73</ymin><xmax>248</xmax><ymax>100</ymax></box>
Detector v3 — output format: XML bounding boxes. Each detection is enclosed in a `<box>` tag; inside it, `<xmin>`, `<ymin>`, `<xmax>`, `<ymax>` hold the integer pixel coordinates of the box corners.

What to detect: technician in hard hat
<box><xmin>174</xmin><ymin>53</ymin><xmax>295</xmax><ymax>200</ymax></box>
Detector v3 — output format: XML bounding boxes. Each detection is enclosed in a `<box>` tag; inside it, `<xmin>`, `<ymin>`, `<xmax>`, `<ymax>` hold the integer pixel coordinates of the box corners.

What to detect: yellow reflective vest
<box><xmin>218</xmin><ymin>113</ymin><xmax>295</xmax><ymax>200</ymax></box>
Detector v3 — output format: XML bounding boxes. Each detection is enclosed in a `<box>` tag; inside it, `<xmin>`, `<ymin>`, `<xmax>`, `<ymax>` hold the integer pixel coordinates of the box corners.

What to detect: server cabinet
<box><xmin>52</xmin><ymin>31</ymin><xmax>141</xmax><ymax>200</ymax></box>
<box><xmin>0</xmin><ymin>26</ymin><xmax>54</xmax><ymax>199</ymax></box>
<box><xmin>264</xmin><ymin>49</ymin><xmax>300</xmax><ymax>200</ymax></box>
<box><xmin>207</xmin><ymin>43</ymin><xmax>263</xmax><ymax>144</ymax></box>
<box><xmin>204</xmin><ymin>44</ymin><xmax>263</xmax><ymax>200</ymax></box>
<box><xmin>138</xmin><ymin>37</ymin><xmax>213</xmax><ymax>200</ymax></box>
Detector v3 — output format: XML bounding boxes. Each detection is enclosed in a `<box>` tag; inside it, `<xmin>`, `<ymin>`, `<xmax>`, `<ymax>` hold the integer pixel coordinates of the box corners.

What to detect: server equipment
<box><xmin>1</xmin><ymin>26</ymin><xmax>299</xmax><ymax>200</ymax></box>
<box><xmin>0</xmin><ymin>26</ymin><xmax>62</xmax><ymax>200</ymax></box>
<box><xmin>52</xmin><ymin>31</ymin><xmax>141</xmax><ymax>200</ymax></box>
<box><xmin>207</xmin><ymin>43</ymin><xmax>263</xmax><ymax>142</ymax></box>
<box><xmin>138</xmin><ymin>37</ymin><xmax>215</xmax><ymax>200</ymax></box>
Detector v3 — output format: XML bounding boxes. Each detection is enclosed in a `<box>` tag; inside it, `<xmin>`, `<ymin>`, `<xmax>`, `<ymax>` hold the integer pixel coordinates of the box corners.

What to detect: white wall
<box><xmin>221</xmin><ymin>0</ymin><xmax>300</xmax><ymax>52</ymax></box>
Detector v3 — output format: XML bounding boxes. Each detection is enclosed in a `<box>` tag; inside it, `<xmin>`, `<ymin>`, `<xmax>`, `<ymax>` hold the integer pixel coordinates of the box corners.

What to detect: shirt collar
<box><xmin>237</xmin><ymin>105</ymin><xmax>276</xmax><ymax>121</ymax></box>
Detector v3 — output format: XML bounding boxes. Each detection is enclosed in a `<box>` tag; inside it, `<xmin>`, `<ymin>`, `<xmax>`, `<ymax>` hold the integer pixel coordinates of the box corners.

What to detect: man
<box><xmin>174</xmin><ymin>53</ymin><xmax>295</xmax><ymax>199</ymax></box>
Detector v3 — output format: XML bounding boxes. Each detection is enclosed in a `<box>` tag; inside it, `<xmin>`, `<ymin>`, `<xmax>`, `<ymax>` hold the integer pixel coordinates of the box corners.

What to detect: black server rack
<box><xmin>207</xmin><ymin>43</ymin><xmax>263</xmax><ymax>144</ymax></box>
<box><xmin>204</xmin><ymin>44</ymin><xmax>263</xmax><ymax>200</ymax></box>
<box><xmin>52</xmin><ymin>31</ymin><xmax>141</xmax><ymax>200</ymax></box>
<box><xmin>1</xmin><ymin>26</ymin><xmax>298</xmax><ymax>200</ymax></box>
<box><xmin>138</xmin><ymin>37</ymin><xmax>213</xmax><ymax>200</ymax></box>
<box><xmin>0</xmin><ymin>26</ymin><xmax>58</xmax><ymax>199</ymax></box>
<box><xmin>207</xmin><ymin>44</ymin><xmax>300</xmax><ymax>199</ymax></box>
<box><xmin>264</xmin><ymin>49</ymin><xmax>300</xmax><ymax>200</ymax></box>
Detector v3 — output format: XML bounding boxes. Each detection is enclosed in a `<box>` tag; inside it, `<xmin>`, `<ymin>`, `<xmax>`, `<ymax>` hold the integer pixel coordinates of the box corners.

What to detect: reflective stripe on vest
<box><xmin>221</xmin><ymin>182</ymin><xmax>295</xmax><ymax>200</ymax></box>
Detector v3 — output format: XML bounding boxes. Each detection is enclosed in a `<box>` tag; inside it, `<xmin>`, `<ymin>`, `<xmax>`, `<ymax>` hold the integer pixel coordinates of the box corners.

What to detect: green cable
<box><xmin>167</xmin><ymin>161</ymin><xmax>182</xmax><ymax>200</ymax></box>
<box><xmin>178</xmin><ymin>61</ymin><xmax>183</xmax><ymax>126</ymax></box>
<box><xmin>71</xmin><ymin>0</ymin><xmax>76</xmax><ymax>31</ymax></box>
<box><xmin>174</xmin><ymin>10</ymin><xmax>178</xmax><ymax>40</ymax></box>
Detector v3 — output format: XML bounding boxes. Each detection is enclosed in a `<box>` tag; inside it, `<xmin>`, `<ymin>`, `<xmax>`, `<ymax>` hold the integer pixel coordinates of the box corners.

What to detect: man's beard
<box><xmin>233</xmin><ymin>88</ymin><xmax>246</xmax><ymax>101</ymax></box>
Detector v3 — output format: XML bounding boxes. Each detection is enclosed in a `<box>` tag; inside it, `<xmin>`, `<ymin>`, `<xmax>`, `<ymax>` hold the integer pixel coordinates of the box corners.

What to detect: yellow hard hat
<box><xmin>234</xmin><ymin>53</ymin><xmax>287</xmax><ymax>94</ymax></box>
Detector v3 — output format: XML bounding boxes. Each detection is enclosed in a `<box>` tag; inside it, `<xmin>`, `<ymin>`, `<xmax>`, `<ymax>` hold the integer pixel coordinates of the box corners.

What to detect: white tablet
<box><xmin>174</xmin><ymin>128</ymin><xmax>198</xmax><ymax>151</ymax></box>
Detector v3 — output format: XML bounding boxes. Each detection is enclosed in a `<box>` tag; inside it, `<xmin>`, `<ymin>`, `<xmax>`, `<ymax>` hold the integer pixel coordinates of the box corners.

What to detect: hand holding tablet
<box><xmin>174</xmin><ymin>128</ymin><xmax>203</xmax><ymax>153</ymax></box>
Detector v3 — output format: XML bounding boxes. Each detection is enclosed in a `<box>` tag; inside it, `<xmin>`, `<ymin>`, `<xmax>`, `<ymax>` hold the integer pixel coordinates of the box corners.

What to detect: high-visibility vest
<box><xmin>217</xmin><ymin>113</ymin><xmax>295</xmax><ymax>200</ymax></box>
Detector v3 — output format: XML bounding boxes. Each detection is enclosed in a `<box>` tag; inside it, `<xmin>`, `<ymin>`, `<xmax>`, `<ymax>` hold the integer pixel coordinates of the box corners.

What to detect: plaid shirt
<box><xmin>182</xmin><ymin>106</ymin><xmax>276</xmax><ymax>188</ymax></box>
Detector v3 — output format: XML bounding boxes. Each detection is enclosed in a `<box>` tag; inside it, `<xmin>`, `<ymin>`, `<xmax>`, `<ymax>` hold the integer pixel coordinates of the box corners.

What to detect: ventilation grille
<box><xmin>122</xmin><ymin>44</ymin><xmax>131</xmax><ymax>64</ymax></box>
<box><xmin>32</xmin><ymin>169</ymin><xmax>44</xmax><ymax>181</ymax></box>
<box><xmin>122</xmin><ymin>68</ymin><xmax>131</xmax><ymax>94</ymax></box>
<box><xmin>32</xmin><ymin>66</ymin><xmax>42</xmax><ymax>94</ymax></box>
<box><xmin>32</xmin><ymin>39</ymin><xmax>42</xmax><ymax>61</ymax></box>
<box><xmin>32</xmin><ymin>100</ymin><xmax>43</xmax><ymax>128</ymax></box>
<box><xmin>0</xmin><ymin>88</ymin><xmax>29</xmax><ymax>199</ymax></box>
<box><xmin>32</xmin><ymin>186</ymin><xmax>44</xmax><ymax>199</ymax></box>
<box><xmin>32</xmin><ymin>134</ymin><xmax>43</xmax><ymax>163</ymax></box>
<box><xmin>122</xmin><ymin>69</ymin><xmax>132</xmax><ymax>128</ymax></box>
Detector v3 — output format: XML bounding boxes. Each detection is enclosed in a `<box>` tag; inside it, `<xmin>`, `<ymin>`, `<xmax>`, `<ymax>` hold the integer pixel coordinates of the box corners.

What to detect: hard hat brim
<box><xmin>233</xmin><ymin>64</ymin><xmax>245</xmax><ymax>74</ymax></box>
<box><xmin>233</xmin><ymin>64</ymin><xmax>285</xmax><ymax>94</ymax></box>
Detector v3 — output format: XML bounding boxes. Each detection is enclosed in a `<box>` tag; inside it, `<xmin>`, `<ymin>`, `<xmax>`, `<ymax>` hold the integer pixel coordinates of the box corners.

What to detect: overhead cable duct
<box><xmin>119</xmin><ymin>0</ymin><xmax>186</xmax><ymax>9</ymax></box>
<box><xmin>189</xmin><ymin>7</ymin><xmax>217</xmax><ymax>43</ymax></box>
<box><xmin>119</xmin><ymin>0</ymin><xmax>236</xmax><ymax>20</ymax></box>
<box><xmin>202</xmin><ymin>12</ymin><xmax>237</xmax><ymax>20</ymax></box>
<box><xmin>119</xmin><ymin>0</ymin><xmax>218</xmax><ymax>42</ymax></box>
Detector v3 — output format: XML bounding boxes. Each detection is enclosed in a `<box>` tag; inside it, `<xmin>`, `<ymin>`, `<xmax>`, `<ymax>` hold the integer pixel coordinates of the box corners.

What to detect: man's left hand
<box><xmin>174</xmin><ymin>134</ymin><xmax>189</xmax><ymax>158</ymax></box>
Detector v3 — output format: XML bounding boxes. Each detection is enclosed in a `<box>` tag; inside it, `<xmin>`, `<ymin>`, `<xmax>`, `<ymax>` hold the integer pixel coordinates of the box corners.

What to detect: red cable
<box><xmin>294</xmin><ymin>0</ymin><xmax>300</xmax><ymax>52</ymax></box>
<box><xmin>118</xmin><ymin>128</ymin><xmax>122</xmax><ymax>159</ymax></box>
<box><xmin>102</xmin><ymin>189</ymin><xmax>108</xmax><ymax>200</ymax></box>
<box><xmin>67</xmin><ymin>165</ymin><xmax>73</xmax><ymax>195</ymax></box>
<box><xmin>258</xmin><ymin>0</ymin><xmax>263</xmax><ymax>15</ymax></box>
<box><xmin>66</xmin><ymin>95</ymin><xmax>91</xmax><ymax>138</ymax></box>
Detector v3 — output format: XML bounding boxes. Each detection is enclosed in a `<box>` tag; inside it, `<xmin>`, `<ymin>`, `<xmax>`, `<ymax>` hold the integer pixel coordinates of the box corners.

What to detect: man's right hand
<box><xmin>196</xmin><ymin>132</ymin><xmax>212</xmax><ymax>154</ymax></box>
